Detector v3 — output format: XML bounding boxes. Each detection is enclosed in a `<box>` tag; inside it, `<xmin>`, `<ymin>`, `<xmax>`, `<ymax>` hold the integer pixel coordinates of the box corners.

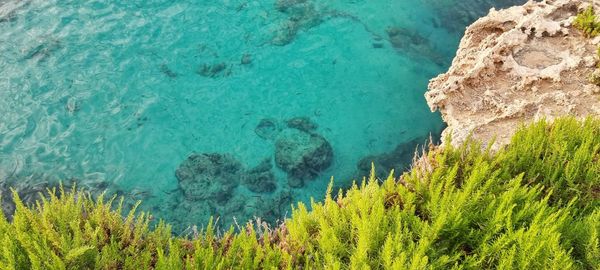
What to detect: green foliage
<box><xmin>0</xmin><ymin>117</ymin><xmax>598</xmax><ymax>269</ymax></box>
<box><xmin>574</xmin><ymin>6</ymin><xmax>600</xmax><ymax>38</ymax></box>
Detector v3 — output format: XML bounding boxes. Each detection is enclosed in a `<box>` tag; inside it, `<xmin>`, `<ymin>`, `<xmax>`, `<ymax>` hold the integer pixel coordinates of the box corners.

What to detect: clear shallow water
<box><xmin>0</xmin><ymin>0</ymin><xmax>524</xmax><ymax>232</ymax></box>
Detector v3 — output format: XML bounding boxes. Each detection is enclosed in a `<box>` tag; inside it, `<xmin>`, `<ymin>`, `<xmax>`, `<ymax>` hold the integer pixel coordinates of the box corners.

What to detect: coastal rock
<box><xmin>274</xmin><ymin>129</ymin><xmax>333</xmax><ymax>186</ymax></box>
<box><xmin>426</xmin><ymin>0</ymin><xmax>600</xmax><ymax>148</ymax></box>
<box><xmin>175</xmin><ymin>153</ymin><xmax>242</xmax><ymax>203</ymax></box>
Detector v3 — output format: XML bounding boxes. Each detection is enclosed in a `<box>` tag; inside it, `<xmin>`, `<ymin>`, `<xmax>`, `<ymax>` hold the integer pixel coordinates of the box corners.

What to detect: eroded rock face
<box><xmin>175</xmin><ymin>153</ymin><xmax>242</xmax><ymax>203</ymax></box>
<box><xmin>426</xmin><ymin>0</ymin><xmax>600</xmax><ymax>148</ymax></box>
<box><xmin>275</xmin><ymin>129</ymin><xmax>333</xmax><ymax>186</ymax></box>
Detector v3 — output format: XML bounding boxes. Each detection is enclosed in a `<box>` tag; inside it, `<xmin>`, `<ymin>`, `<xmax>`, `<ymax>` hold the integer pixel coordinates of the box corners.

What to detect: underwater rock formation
<box><xmin>159</xmin><ymin>63</ymin><xmax>178</xmax><ymax>78</ymax></box>
<box><xmin>255</xmin><ymin>118</ymin><xmax>280</xmax><ymax>140</ymax></box>
<box><xmin>252</xmin><ymin>189</ymin><xmax>292</xmax><ymax>223</ymax></box>
<box><xmin>272</xmin><ymin>0</ymin><xmax>323</xmax><ymax>46</ymax></box>
<box><xmin>426</xmin><ymin>0</ymin><xmax>600</xmax><ymax>148</ymax></box>
<box><xmin>386</xmin><ymin>26</ymin><xmax>428</xmax><ymax>49</ymax></box>
<box><xmin>275</xmin><ymin>0</ymin><xmax>308</xmax><ymax>13</ymax></box>
<box><xmin>424</xmin><ymin>0</ymin><xmax>526</xmax><ymax>33</ymax></box>
<box><xmin>197</xmin><ymin>62</ymin><xmax>231</xmax><ymax>78</ymax></box>
<box><xmin>240</xmin><ymin>53</ymin><xmax>252</xmax><ymax>65</ymax></box>
<box><xmin>286</xmin><ymin>116</ymin><xmax>318</xmax><ymax>133</ymax></box>
<box><xmin>386</xmin><ymin>25</ymin><xmax>447</xmax><ymax>66</ymax></box>
<box><xmin>275</xmin><ymin>129</ymin><xmax>333</xmax><ymax>187</ymax></box>
<box><xmin>171</xmin><ymin>117</ymin><xmax>330</xmax><ymax>229</ymax></box>
<box><xmin>357</xmin><ymin>137</ymin><xmax>429</xmax><ymax>180</ymax></box>
<box><xmin>271</xmin><ymin>0</ymin><xmax>382</xmax><ymax>48</ymax></box>
<box><xmin>0</xmin><ymin>179</ymin><xmax>50</xmax><ymax>221</ymax></box>
<box><xmin>175</xmin><ymin>153</ymin><xmax>242</xmax><ymax>203</ymax></box>
<box><xmin>243</xmin><ymin>158</ymin><xmax>277</xmax><ymax>193</ymax></box>
<box><xmin>0</xmin><ymin>175</ymin><xmax>108</xmax><ymax>221</ymax></box>
<box><xmin>22</xmin><ymin>38</ymin><xmax>62</xmax><ymax>62</ymax></box>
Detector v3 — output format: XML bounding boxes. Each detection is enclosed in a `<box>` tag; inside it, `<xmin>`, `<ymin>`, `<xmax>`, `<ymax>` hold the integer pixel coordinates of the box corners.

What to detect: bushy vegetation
<box><xmin>574</xmin><ymin>6</ymin><xmax>600</xmax><ymax>38</ymax></box>
<box><xmin>573</xmin><ymin>6</ymin><xmax>600</xmax><ymax>86</ymax></box>
<box><xmin>0</xmin><ymin>117</ymin><xmax>598</xmax><ymax>269</ymax></box>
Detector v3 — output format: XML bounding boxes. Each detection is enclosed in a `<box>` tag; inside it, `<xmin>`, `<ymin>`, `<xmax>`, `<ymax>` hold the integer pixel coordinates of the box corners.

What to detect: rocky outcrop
<box><xmin>426</xmin><ymin>0</ymin><xmax>600</xmax><ymax>148</ymax></box>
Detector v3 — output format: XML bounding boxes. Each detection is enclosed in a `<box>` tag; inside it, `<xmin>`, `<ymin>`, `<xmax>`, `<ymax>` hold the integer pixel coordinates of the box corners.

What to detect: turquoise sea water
<box><xmin>0</xmin><ymin>0</ymin><xmax>524</xmax><ymax>232</ymax></box>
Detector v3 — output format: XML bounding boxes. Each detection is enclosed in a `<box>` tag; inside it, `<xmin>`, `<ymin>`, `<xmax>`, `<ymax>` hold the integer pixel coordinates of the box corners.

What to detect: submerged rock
<box><xmin>275</xmin><ymin>0</ymin><xmax>309</xmax><ymax>13</ymax></box>
<box><xmin>275</xmin><ymin>129</ymin><xmax>333</xmax><ymax>186</ymax></box>
<box><xmin>255</xmin><ymin>118</ymin><xmax>280</xmax><ymax>140</ymax></box>
<box><xmin>423</xmin><ymin>0</ymin><xmax>526</xmax><ymax>33</ymax></box>
<box><xmin>357</xmin><ymin>137</ymin><xmax>429</xmax><ymax>180</ymax></box>
<box><xmin>0</xmin><ymin>180</ymin><xmax>49</xmax><ymax>221</ymax></box>
<box><xmin>286</xmin><ymin>116</ymin><xmax>318</xmax><ymax>133</ymax></box>
<box><xmin>0</xmin><ymin>175</ymin><xmax>108</xmax><ymax>221</ymax></box>
<box><xmin>159</xmin><ymin>63</ymin><xmax>178</xmax><ymax>78</ymax></box>
<box><xmin>175</xmin><ymin>153</ymin><xmax>242</xmax><ymax>202</ymax></box>
<box><xmin>243</xmin><ymin>158</ymin><xmax>277</xmax><ymax>193</ymax></box>
<box><xmin>272</xmin><ymin>0</ymin><xmax>323</xmax><ymax>46</ymax></box>
<box><xmin>22</xmin><ymin>38</ymin><xmax>62</xmax><ymax>62</ymax></box>
<box><xmin>385</xmin><ymin>25</ymin><xmax>447</xmax><ymax>66</ymax></box>
<box><xmin>241</xmin><ymin>53</ymin><xmax>252</xmax><ymax>65</ymax></box>
<box><xmin>197</xmin><ymin>62</ymin><xmax>230</xmax><ymax>78</ymax></box>
<box><xmin>253</xmin><ymin>189</ymin><xmax>292</xmax><ymax>222</ymax></box>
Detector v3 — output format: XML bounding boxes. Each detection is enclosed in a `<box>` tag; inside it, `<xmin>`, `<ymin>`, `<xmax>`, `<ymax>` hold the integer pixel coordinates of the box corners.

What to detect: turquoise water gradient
<box><xmin>0</xmin><ymin>0</ymin><xmax>523</xmax><ymax>231</ymax></box>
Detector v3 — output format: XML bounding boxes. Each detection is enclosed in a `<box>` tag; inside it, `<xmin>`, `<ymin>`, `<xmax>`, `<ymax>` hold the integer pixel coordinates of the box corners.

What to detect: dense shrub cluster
<box><xmin>574</xmin><ymin>6</ymin><xmax>600</xmax><ymax>38</ymax></box>
<box><xmin>573</xmin><ymin>6</ymin><xmax>600</xmax><ymax>86</ymax></box>
<box><xmin>0</xmin><ymin>117</ymin><xmax>598</xmax><ymax>269</ymax></box>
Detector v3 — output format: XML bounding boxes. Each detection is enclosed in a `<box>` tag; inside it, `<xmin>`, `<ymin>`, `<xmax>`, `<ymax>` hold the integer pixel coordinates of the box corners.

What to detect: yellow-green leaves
<box><xmin>0</xmin><ymin>117</ymin><xmax>598</xmax><ymax>269</ymax></box>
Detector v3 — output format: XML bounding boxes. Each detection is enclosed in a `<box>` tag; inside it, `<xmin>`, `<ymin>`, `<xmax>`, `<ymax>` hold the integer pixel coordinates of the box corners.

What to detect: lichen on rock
<box><xmin>426</xmin><ymin>0</ymin><xmax>600</xmax><ymax>148</ymax></box>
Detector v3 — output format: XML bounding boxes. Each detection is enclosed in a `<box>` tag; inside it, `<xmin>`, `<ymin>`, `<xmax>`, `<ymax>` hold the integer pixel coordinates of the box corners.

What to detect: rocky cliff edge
<box><xmin>426</xmin><ymin>0</ymin><xmax>600</xmax><ymax>148</ymax></box>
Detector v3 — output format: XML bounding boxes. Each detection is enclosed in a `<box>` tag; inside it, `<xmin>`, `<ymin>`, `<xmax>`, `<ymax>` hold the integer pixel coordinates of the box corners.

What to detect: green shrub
<box><xmin>574</xmin><ymin>6</ymin><xmax>600</xmax><ymax>38</ymax></box>
<box><xmin>0</xmin><ymin>117</ymin><xmax>598</xmax><ymax>269</ymax></box>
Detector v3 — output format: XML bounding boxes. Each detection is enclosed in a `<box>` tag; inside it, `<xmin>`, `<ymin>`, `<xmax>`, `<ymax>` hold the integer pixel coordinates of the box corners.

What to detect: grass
<box><xmin>0</xmin><ymin>117</ymin><xmax>599</xmax><ymax>269</ymax></box>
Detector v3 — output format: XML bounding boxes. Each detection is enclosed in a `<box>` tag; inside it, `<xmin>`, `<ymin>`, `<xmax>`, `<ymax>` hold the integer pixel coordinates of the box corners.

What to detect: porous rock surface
<box><xmin>426</xmin><ymin>0</ymin><xmax>600</xmax><ymax>148</ymax></box>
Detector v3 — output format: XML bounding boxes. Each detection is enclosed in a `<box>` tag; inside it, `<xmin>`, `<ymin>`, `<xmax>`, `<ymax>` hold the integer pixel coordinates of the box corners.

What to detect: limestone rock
<box><xmin>426</xmin><ymin>0</ymin><xmax>600</xmax><ymax>148</ymax></box>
